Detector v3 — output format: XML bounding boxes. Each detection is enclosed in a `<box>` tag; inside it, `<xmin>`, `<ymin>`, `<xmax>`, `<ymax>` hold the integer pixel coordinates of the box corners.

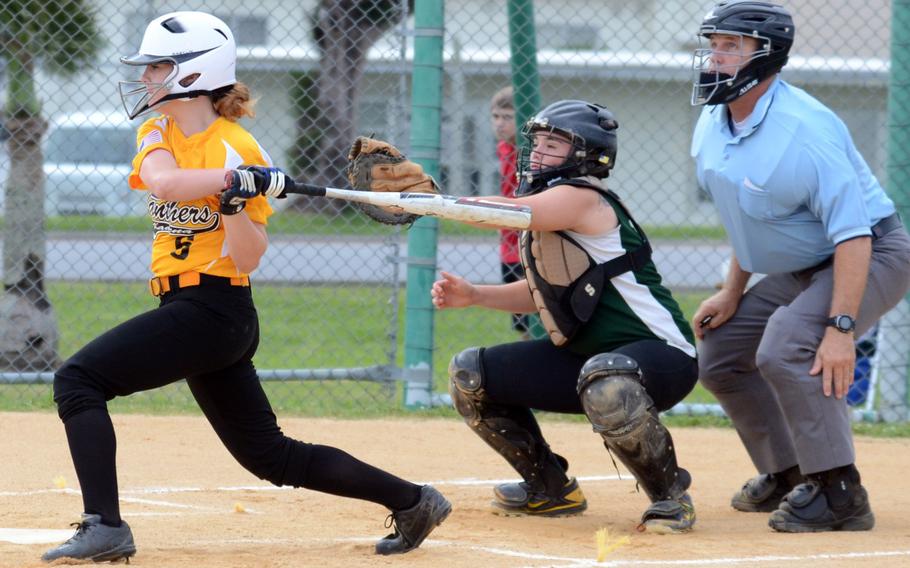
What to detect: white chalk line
<box><xmin>523</xmin><ymin>549</ymin><xmax>910</xmax><ymax>567</ymax></box>
<box><xmin>0</xmin><ymin>487</ymin><xmax>258</xmax><ymax>515</ymax></box>
<box><xmin>0</xmin><ymin>528</ymin><xmax>76</xmax><ymax>545</ymax></box>
<box><xmin>119</xmin><ymin>496</ymin><xmax>215</xmax><ymax>511</ymax></box>
<box><xmin>184</xmin><ymin>536</ymin><xmax>910</xmax><ymax>567</ymax></box>
<box><xmin>6</xmin><ymin>476</ymin><xmax>906</xmax><ymax>566</ymax></box>
<box><xmin>422</xmin><ymin>474</ymin><xmax>624</xmax><ymax>486</ymax></box>
<box><xmin>0</xmin><ymin>474</ymin><xmax>624</xmax><ymax>500</ymax></box>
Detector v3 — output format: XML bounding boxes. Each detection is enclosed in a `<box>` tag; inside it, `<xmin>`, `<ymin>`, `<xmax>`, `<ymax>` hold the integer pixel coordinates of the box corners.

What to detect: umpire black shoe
<box><xmin>732</xmin><ymin>465</ymin><xmax>803</xmax><ymax>513</ymax></box>
<box><xmin>41</xmin><ymin>514</ymin><xmax>136</xmax><ymax>563</ymax></box>
<box><xmin>492</xmin><ymin>477</ymin><xmax>587</xmax><ymax>517</ymax></box>
<box><xmin>769</xmin><ymin>468</ymin><xmax>875</xmax><ymax>533</ymax></box>
<box><xmin>375</xmin><ymin>485</ymin><xmax>451</xmax><ymax>555</ymax></box>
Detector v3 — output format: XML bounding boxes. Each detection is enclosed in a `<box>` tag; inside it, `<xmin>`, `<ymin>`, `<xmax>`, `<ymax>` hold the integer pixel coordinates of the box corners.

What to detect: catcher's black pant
<box><xmin>481</xmin><ymin>338</ymin><xmax>698</xmax><ymax>414</ymax></box>
<box><xmin>53</xmin><ymin>282</ymin><xmax>421</xmax><ymax>526</ymax></box>
<box><xmin>476</xmin><ymin>338</ymin><xmax>697</xmax><ymax>479</ymax></box>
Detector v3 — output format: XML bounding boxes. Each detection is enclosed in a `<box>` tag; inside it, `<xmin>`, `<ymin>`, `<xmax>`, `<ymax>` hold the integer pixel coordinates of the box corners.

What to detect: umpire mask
<box><xmin>691</xmin><ymin>1</ymin><xmax>794</xmax><ymax>106</ymax></box>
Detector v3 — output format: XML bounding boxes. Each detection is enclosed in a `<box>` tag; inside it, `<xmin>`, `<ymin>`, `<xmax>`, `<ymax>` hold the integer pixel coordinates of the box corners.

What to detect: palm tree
<box><xmin>288</xmin><ymin>0</ymin><xmax>408</xmax><ymax>214</ymax></box>
<box><xmin>0</xmin><ymin>1</ymin><xmax>101</xmax><ymax>371</ymax></box>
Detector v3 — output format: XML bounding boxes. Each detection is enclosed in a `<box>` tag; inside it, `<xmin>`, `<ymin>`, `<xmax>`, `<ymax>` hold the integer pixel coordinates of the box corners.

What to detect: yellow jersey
<box><xmin>128</xmin><ymin>115</ymin><xmax>274</xmax><ymax>278</ymax></box>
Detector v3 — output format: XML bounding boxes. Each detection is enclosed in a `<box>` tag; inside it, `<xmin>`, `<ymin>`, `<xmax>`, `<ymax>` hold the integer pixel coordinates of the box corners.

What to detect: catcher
<box><xmin>349</xmin><ymin>101</ymin><xmax>699</xmax><ymax>532</ymax></box>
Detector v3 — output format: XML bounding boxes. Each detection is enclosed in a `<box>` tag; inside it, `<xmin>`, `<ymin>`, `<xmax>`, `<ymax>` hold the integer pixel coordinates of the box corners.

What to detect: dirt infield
<box><xmin>2</xmin><ymin>412</ymin><xmax>909</xmax><ymax>568</ymax></box>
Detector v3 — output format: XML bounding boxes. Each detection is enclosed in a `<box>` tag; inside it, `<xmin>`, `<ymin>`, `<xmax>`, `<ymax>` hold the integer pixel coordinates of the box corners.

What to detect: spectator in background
<box><xmin>490</xmin><ymin>86</ymin><xmax>531</xmax><ymax>339</ymax></box>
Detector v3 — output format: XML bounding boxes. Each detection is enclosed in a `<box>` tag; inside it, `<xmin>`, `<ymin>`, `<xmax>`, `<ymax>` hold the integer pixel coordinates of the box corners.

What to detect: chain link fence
<box><xmin>0</xmin><ymin>0</ymin><xmax>906</xmax><ymax>421</ymax></box>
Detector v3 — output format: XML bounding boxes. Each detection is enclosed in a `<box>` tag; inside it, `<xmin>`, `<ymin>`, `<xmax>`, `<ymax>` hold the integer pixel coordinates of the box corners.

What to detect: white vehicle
<box><xmin>43</xmin><ymin>112</ymin><xmax>147</xmax><ymax>217</ymax></box>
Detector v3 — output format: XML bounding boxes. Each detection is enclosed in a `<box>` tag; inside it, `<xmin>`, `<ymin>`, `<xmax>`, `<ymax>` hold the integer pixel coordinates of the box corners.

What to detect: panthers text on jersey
<box><xmin>129</xmin><ymin>115</ymin><xmax>274</xmax><ymax>277</ymax></box>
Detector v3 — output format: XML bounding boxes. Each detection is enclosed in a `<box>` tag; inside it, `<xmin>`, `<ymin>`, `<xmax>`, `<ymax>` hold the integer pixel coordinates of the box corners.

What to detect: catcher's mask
<box><xmin>691</xmin><ymin>1</ymin><xmax>794</xmax><ymax>106</ymax></box>
<box><xmin>119</xmin><ymin>11</ymin><xmax>237</xmax><ymax>119</ymax></box>
<box><xmin>516</xmin><ymin>100</ymin><xmax>618</xmax><ymax>196</ymax></box>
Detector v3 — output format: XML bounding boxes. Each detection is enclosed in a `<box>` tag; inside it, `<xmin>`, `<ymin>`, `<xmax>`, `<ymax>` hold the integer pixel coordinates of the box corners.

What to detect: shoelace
<box><xmin>383</xmin><ymin>512</ymin><xmax>417</xmax><ymax>545</ymax></box>
<box><xmin>64</xmin><ymin>520</ymin><xmax>90</xmax><ymax>544</ymax></box>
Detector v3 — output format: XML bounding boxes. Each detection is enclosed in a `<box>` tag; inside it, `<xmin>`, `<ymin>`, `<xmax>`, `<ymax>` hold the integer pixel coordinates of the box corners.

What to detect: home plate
<box><xmin>0</xmin><ymin>528</ymin><xmax>74</xmax><ymax>544</ymax></box>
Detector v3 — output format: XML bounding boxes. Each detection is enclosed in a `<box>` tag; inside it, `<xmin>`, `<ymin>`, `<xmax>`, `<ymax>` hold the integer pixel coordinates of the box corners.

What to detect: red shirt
<box><xmin>496</xmin><ymin>140</ymin><xmax>521</xmax><ymax>263</ymax></box>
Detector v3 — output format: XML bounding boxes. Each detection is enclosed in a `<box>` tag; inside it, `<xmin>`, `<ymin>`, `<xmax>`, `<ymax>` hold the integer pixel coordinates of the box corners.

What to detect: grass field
<box><xmin>1</xmin><ymin>282</ymin><xmax>711</xmax><ymax>410</ymax></box>
<box><xmin>1</xmin><ymin>280</ymin><xmax>906</xmax><ymax>437</ymax></box>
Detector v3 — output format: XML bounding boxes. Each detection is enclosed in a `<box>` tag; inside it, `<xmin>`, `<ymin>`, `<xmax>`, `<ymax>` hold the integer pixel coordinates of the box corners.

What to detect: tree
<box><xmin>289</xmin><ymin>0</ymin><xmax>409</xmax><ymax>212</ymax></box>
<box><xmin>0</xmin><ymin>1</ymin><xmax>101</xmax><ymax>371</ymax></box>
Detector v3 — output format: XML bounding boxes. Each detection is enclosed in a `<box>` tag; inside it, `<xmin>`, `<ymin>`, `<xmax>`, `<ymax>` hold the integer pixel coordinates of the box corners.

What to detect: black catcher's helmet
<box><xmin>691</xmin><ymin>1</ymin><xmax>794</xmax><ymax>106</ymax></box>
<box><xmin>516</xmin><ymin>100</ymin><xmax>619</xmax><ymax>196</ymax></box>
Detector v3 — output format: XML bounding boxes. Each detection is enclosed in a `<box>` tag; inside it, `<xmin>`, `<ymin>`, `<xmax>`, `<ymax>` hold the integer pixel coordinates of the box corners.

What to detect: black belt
<box><xmin>795</xmin><ymin>213</ymin><xmax>902</xmax><ymax>278</ymax></box>
<box><xmin>871</xmin><ymin>212</ymin><xmax>903</xmax><ymax>240</ymax></box>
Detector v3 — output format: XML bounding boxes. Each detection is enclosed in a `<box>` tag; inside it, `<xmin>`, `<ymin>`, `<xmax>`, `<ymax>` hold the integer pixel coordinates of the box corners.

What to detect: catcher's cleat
<box><xmin>493</xmin><ymin>453</ymin><xmax>571</xmax><ymax>509</ymax></box>
<box><xmin>375</xmin><ymin>485</ymin><xmax>452</xmax><ymax>555</ymax></box>
<box><xmin>638</xmin><ymin>493</ymin><xmax>696</xmax><ymax>534</ymax></box>
<box><xmin>491</xmin><ymin>477</ymin><xmax>587</xmax><ymax>517</ymax></box>
<box><xmin>493</xmin><ymin>481</ymin><xmax>534</xmax><ymax>508</ymax></box>
<box><xmin>41</xmin><ymin>514</ymin><xmax>136</xmax><ymax>564</ymax></box>
<box><xmin>731</xmin><ymin>466</ymin><xmax>802</xmax><ymax>513</ymax></box>
<box><xmin>768</xmin><ymin>481</ymin><xmax>875</xmax><ymax>533</ymax></box>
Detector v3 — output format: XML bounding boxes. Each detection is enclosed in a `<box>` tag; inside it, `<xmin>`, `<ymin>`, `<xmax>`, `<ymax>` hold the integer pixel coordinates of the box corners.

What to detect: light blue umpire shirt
<box><xmin>691</xmin><ymin>77</ymin><xmax>896</xmax><ymax>274</ymax></box>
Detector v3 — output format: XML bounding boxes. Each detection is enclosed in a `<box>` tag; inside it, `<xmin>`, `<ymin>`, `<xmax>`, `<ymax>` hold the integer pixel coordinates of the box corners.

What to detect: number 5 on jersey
<box><xmin>171</xmin><ymin>235</ymin><xmax>194</xmax><ymax>260</ymax></box>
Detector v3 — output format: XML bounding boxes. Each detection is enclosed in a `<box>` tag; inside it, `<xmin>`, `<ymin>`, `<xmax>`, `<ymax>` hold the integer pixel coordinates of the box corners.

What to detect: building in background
<box><xmin>0</xmin><ymin>0</ymin><xmax>890</xmax><ymax>225</ymax></box>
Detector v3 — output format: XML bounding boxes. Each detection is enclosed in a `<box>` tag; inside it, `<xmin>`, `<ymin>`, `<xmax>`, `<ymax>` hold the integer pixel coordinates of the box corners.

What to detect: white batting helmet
<box><xmin>118</xmin><ymin>11</ymin><xmax>236</xmax><ymax>119</ymax></box>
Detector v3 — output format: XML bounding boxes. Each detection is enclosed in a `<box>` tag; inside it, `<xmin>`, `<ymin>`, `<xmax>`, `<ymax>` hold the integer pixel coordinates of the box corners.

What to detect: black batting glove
<box><xmin>219</xmin><ymin>189</ymin><xmax>247</xmax><ymax>215</ymax></box>
<box><xmin>226</xmin><ymin>165</ymin><xmax>289</xmax><ymax>199</ymax></box>
<box><xmin>220</xmin><ymin>166</ymin><xmax>289</xmax><ymax>215</ymax></box>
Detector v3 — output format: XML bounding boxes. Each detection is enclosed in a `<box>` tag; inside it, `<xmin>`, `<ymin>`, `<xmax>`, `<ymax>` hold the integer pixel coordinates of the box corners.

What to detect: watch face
<box><xmin>834</xmin><ymin>315</ymin><xmax>855</xmax><ymax>332</ymax></box>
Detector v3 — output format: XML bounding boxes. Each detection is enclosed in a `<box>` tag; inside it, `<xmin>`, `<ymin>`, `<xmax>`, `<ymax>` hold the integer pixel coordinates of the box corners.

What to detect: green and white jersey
<box><xmin>566</xmin><ymin>192</ymin><xmax>696</xmax><ymax>358</ymax></box>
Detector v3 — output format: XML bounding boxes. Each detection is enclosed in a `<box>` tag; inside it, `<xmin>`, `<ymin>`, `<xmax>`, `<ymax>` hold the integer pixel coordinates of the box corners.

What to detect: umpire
<box><xmin>690</xmin><ymin>1</ymin><xmax>910</xmax><ymax>532</ymax></box>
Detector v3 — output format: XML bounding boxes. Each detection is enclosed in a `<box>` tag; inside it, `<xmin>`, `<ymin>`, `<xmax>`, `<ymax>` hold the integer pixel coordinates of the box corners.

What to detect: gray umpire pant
<box><xmin>699</xmin><ymin>226</ymin><xmax>910</xmax><ymax>475</ymax></box>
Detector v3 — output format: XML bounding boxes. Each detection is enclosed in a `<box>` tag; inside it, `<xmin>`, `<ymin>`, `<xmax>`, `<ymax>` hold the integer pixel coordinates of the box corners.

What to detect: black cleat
<box><xmin>731</xmin><ymin>472</ymin><xmax>794</xmax><ymax>513</ymax></box>
<box><xmin>638</xmin><ymin>493</ymin><xmax>696</xmax><ymax>534</ymax></box>
<box><xmin>375</xmin><ymin>485</ymin><xmax>451</xmax><ymax>555</ymax></box>
<box><xmin>492</xmin><ymin>477</ymin><xmax>587</xmax><ymax>517</ymax></box>
<box><xmin>769</xmin><ymin>481</ymin><xmax>875</xmax><ymax>532</ymax></box>
<box><xmin>41</xmin><ymin>514</ymin><xmax>136</xmax><ymax>563</ymax></box>
<box><xmin>732</xmin><ymin>473</ymin><xmax>790</xmax><ymax>512</ymax></box>
<box><xmin>493</xmin><ymin>481</ymin><xmax>534</xmax><ymax>508</ymax></box>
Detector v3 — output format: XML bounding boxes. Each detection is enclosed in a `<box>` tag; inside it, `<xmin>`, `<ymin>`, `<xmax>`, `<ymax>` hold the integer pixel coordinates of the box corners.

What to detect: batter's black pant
<box><xmin>53</xmin><ymin>282</ymin><xmax>420</xmax><ymax>526</ymax></box>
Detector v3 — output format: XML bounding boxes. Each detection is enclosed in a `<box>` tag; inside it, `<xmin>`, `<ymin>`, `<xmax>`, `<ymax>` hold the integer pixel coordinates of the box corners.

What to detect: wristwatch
<box><xmin>827</xmin><ymin>314</ymin><xmax>856</xmax><ymax>334</ymax></box>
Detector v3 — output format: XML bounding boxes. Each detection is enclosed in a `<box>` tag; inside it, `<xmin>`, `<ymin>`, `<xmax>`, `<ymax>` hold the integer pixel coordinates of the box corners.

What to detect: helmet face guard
<box><xmin>118</xmin><ymin>58</ymin><xmax>179</xmax><ymax>119</ymax></box>
<box><xmin>516</xmin><ymin>123</ymin><xmax>590</xmax><ymax>196</ymax></box>
<box><xmin>691</xmin><ymin>31</ymin><xmax>774</xmax><ymax>106</ymax></box>
<box><xmin>118</xmin><ymin>12</ymin><xmax>236</xmax><ymax>119</ymax></box>
<box><xmin>690</xmin><ymin>1</ymin><xmax>794</xmax><ymax>106</ymax></box>
<box><xmin>515</xmin><ymin>100</ymin><xmax>618</xmax><ymax>197</ymax></box>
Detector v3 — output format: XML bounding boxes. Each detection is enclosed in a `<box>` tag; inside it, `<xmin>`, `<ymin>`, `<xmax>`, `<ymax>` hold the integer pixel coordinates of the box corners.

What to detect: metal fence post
<box><xmin>506</xmin><ymin>0</ymin><xmax>546</xmax><ymax>339</ymax></box>
<box><xmin>402</xmin><ymin>0</ymin><xmax>444</xmax><ymax>408</ymax></box>
<box><xmin>885</xmin><ymin>0</ymin><xmax>910</xmax><ymax>422</ymax></box>
<box><xmin>507</xmin><ymin>0</ymin><xmax>541</xmax><ymax>133</ymax></box>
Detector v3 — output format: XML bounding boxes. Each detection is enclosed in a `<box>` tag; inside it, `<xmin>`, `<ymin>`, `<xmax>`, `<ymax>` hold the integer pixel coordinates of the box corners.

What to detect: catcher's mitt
<box><xmin>346</xmin><ymin>136</ymin><xmax>439</xmax><ymax>225</ymax></box>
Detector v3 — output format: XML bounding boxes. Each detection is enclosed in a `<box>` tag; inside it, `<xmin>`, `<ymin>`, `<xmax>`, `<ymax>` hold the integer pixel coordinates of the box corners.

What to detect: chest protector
<box><xmin>520</xmin><ymin>177</ymin><xmax>652</xmax><ymax>346</ymax></box>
